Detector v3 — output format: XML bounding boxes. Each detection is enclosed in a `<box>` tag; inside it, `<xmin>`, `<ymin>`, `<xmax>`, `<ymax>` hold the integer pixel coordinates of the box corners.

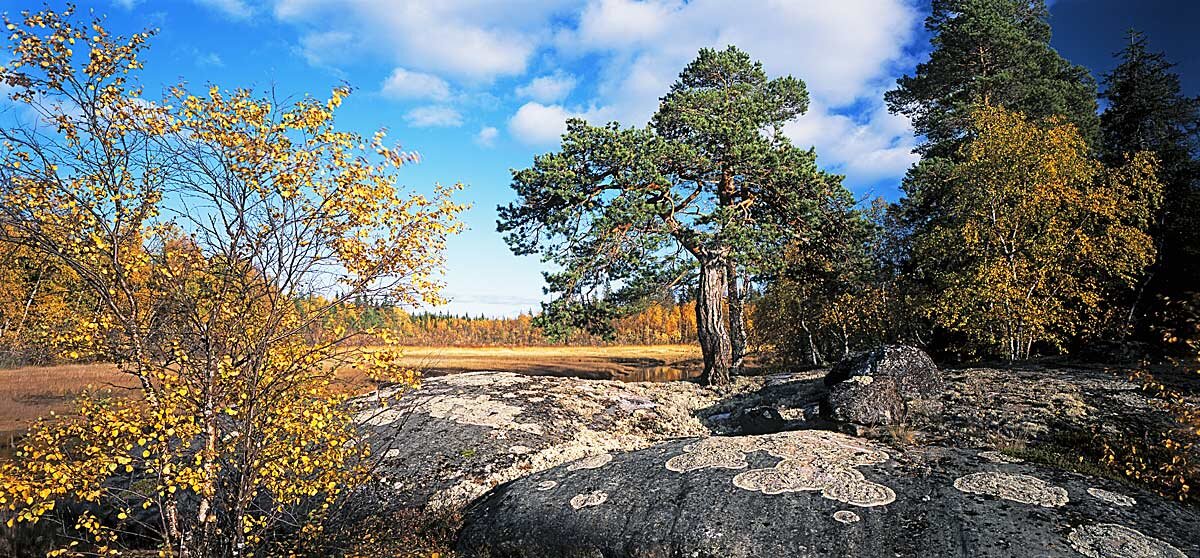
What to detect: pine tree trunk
<box><xmin>696</xmin><ymin>257</ymin><xmax>732</xmax><ymax>386</ymax></box>
<box><xmin>726</xmin><ymin>260</ymin><xmax>747</xmax><ymax>374</ymax></box>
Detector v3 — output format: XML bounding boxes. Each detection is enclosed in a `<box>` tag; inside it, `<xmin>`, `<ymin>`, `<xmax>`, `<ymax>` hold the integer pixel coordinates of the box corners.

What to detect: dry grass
<box><xmin>0</xmin><ymin>344</ymin><xmax>702</xmax><ymax>445</ymax></box>
<box><xmin>0</xmin><ymin>362</ymin><xmax>137</xmax><ymax>442</ymax></box>
<box><xmin>390</xmin><ymin>344</ymin><xmax>702</xmax><ymax>380</ymax></box>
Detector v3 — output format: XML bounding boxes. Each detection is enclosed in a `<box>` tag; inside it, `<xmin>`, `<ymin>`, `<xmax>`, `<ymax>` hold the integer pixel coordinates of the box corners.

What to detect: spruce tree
<box><xmin>1101</xmin><ymin>30</ymin><xmax>1200</xmax><ymax>309</ymax></box>
<box><xmin>887</xmin><ymin>0</ymin><xmax>1099</xmax><ymax>156</ymax></box>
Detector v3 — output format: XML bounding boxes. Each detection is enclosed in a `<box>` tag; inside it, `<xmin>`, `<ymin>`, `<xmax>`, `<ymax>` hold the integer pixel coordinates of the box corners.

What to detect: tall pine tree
<box><xmin>498</xmin><ymin>47</ymin><xmax>846</xmax><ymax>385</ymax></box>
<box><xmin>1101</xmin><ymin>30</ymin><xmax>1200</xmax><ymax>314</ymax></box>
<box><xmin>887</xmin><ymin>0</ymin><xmax>1099</xmax><ymax>156</ymax></box>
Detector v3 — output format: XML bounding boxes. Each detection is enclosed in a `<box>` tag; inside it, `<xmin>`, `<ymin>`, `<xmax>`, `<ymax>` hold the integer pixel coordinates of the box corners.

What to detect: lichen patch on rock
<box><xmin>953</xmin><ymin>471</ymin><xmax>1068</xmax><ymax>508</ymax></box>
<box><xmin>441</xmin><ymin>371</ymin><xmax>531</xmax><ymax>388</ymax></box>
<box><xmin>424</xmin><ymin>394</ymin><xmax>544</xmax><ymax>435</ymax></box>
<box><xmin>569</xmin><ymin>490</ymin><xmax>608</xmax><ymax>510</ymax></box>
<box><xmin>350</xmin><ymin>371</ymin><xmax>750</xmax><ymax>512</ymax></box>
<box><xmin>978</xmin><ymin>450</ymin><xmax>1024</xmax><ymax>464</ymax></box>
<box><xmin>664</xmin><ymin>437</ymin><xmax>757</xmax><ymax>472</ymax></box>
<box><xmin>535</xmin><ymin>480</ymin><xmax>558</xmax><ymax>491</ymax></box>
<box><xmin>1087</xmin><ymin>487</ymin><xmax>1136</xmax><ymax>507</ymax></box>
<box><xmin>666</xmin><ymin>431</ymin><xmax>896</xmax><ymax>507</ymax></box>
<box><xmin>1067</xmin><ymin>523</ymin><xmax>1185</xmax><ymax>558</ymax></box>
<box><xmin>833</xmin><ymin>510</ymin><xmax>861</xmax><ymax>523</ymax></box>
<box><xmin>567</xmin><ymin>453</ymin><xmax>613</xmax><ymax>471</ymax></box>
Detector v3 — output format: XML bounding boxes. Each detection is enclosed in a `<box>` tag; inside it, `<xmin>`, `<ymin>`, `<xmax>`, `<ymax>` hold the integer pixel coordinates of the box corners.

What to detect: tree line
<box><xmin>314</xmin><ymin>298</ymin><xmax>702</xmax><ymax>347</ymax></box>
<box><xmin>501</xmin><ymin>0</ymin><xmax>1200</xmax><ymax>385</ymax></box>
<box><xmin>0</xmin><ymin>280</ymin><xmax>703</xmax><ymax>363</ymax></box>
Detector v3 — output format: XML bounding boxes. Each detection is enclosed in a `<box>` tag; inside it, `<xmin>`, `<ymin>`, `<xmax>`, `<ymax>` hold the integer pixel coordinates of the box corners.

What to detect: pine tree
<box><xmin>1100</xmin><ymin>30</ymin><xmax>1200</xmax><ymax>313</ymax></box>
<box><xmin>650</xmin><ymin>47</ymin><xmax>812</xmax><ymax>373</ymax></box>
<box><xmin>887</xmin><ymin>0</ymin><xmax>1099</xmax><ymax>157</ymax></box>
<box><xmin>498</xmin><ymin>47</ymin><xmax>845</xmax><ymax>385</ymax></box>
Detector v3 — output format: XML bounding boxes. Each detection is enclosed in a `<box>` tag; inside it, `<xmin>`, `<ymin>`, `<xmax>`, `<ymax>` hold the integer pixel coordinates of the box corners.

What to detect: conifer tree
<box><xmin>498</xmin><ymin>47</ymin><xmax>846</xmax><ymax>385</ymax></box>
<box><xmin>1101</xmin><ymin>31</ymin><xmax>1200</xmax><ymax>314</ymax></box>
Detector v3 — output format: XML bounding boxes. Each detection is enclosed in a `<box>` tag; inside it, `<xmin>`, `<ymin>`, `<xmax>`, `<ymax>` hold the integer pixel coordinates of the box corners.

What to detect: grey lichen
<box><xmin>569</xmin><ymin>490</ymin><xmax>608</xmax><ymax>510</ymax></box>
<box><xmin>441</xmin><ymin>371</ymin><xmax>531</xmax><ymax>387</ymax></box>
<box><xmin>352</xmin><ymin>389</ymin><xmax>543</xmax><ymax>435</ymax></box>
<box><xmin>665</xmin><ymin>431</ymin><xmax>896</xmax><ymax>507</ymax></box>
<box><xmin>953</xmin><ymin>471</ymin><xmax>1068</xmax><ymax>508</ymax></box>
<box><xmin>833</xmin><ymin>510</ymin><xmax>861</xmax><ymax>524</ymax></box>
<box><xmin>425</xmin><ymin>395</ymin><xmax>545</xmax><ymax>435</ymax></box>
<box><xmin>664</xmin><ymin>437</ymin><xmax>757</xmax><ymax>472</ymax></box>
<box><xmin>1087</xmin><ymin>487</ymin><xmax>1135</xmax><ymax>507</ymax></box>
<box><xmin>978</xmin><ymin>450</ymin><xmax>1024</xmax><ymax>464</ymax></box>
<box><xmin>1067</xmin><ymin>523</ymin><xmax>1185</xmax><ymax>558</ymax></box>
<box><xmin>567</xmin><ymin>453</ymin><xmax>613</xmax><ymax>471</ymax></box>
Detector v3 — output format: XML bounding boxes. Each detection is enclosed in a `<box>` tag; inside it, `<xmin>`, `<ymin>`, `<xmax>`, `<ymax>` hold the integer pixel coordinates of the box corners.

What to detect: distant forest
<box><xmin>319</xmin><ymin>298</ymin><xmax>701</xmax><ymax>347</ymax></box>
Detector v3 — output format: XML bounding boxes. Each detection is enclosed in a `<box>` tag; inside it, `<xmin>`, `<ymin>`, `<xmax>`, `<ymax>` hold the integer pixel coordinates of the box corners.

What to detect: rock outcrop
<box><xmin>822</xmin><ymin>344</ymin><xmax>943</xmax><ymax>426</ymax></box>
<box><xmin>457</xmin><ymin>430</ymin><xmax>1200</xmax><ymax>558</ymax></box>
<box><xmin>346</xmin><ymin>371</ymin><xmax>766</xmax><ymax>512</ymax></box>
<box><xmin>932</xmin><ymin>365</ymin><xmax>1189</xmax><ymax>447</ymax></box>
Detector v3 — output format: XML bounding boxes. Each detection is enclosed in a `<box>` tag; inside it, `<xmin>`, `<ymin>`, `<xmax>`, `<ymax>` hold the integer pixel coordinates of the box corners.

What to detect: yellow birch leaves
<box><xmin>926</xmin><ymin>105</ymin><xmax>1161</xmax><ymax>359</ymax></box>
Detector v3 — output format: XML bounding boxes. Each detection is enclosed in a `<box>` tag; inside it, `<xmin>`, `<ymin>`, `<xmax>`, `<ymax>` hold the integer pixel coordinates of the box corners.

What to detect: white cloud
<box><xmin>111</xmin><ymin>0</ymin><xmax>143</xmax><ymax>9</ymax></box>
<box><xmin>508</xmin><ymin>101</ymin><xmax>613</xmax><ymax>145</ymax></box>
<box><xmin>275</xmin><ymin>0</ymin><xmax>924</xmax><ymax>187</ymax></box>
<box><xmin>274</xmin><ymin>0</ymin><xmax>571</xmax><ymax>81</ymax></box>
<box><xmin>194</xmin><ymin>0</ymin><xmax>253</xmax><ymax>20</ymax></box>
<box><xmin>509</xmin><ymin>103</ymin><xmax>572</xmax><ymax>145</ymax></box>
<box><xmin>558</xmin><ymin>0</ymin><xmax>920</xmax><ymax>125</ymax></box>
<box><xmin>553</xmin><ymin>0</ymin><xmax>923</xmax><ymax>186</ymax></box>
<box><xmin>475</xmin><ymin>126</ymin><xmax>500</xmax><ymax>148</ymax></box>
<box><xmin>783</xmin><ymin>98</ymin><xmax>919</xmax><ymax>189</ymax></box>
<box><xmin>404</xmin><ymin>105</ymin><xmax>463</xmax><ymax>128</ymax></box>
<box><xmin>381</xmin><ymin>68</ymin><xmax>451</xmax><ymax>101</ymax></box>
<box><xmin>516</xmin><ymin>71</ymin><xmax>577</xmax><ymax>102</ymax></box>
<box><xmin>297</xmin><ymin>31</ymin><xmax>354</xmax><ymax>66</ymax></box>
<box><xmin>570</xmin><ymin>0</ymin><xmax>674</xmax><ymax>48</ymax></box>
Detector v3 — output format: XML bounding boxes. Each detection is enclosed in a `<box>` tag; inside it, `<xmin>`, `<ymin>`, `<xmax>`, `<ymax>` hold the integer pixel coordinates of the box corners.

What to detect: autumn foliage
<box><xmin>1101</xmin><ymin>297</ymin><xmax>1200</xmax><ymax>502</ymax></box>
<box><xmin>0</xmin><ymin>7</ymin><xmax>461</xmax><ymax>557</ymax></box>
<box><xmin>307</xmin><ymin>299</ymin><xmax>701</xmax><ymax>347</ymax></box>
<box><xmin>925</xmin><ymin>105</ymin><xmax>1161</xmax><ymax>359</ymax></box>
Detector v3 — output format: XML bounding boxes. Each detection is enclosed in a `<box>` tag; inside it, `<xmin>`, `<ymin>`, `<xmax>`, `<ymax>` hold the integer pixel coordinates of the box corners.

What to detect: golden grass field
<box><xmin>0</xmin><ymin>344</ymin><xmax>703</xmax><ymax>443</ymax></box>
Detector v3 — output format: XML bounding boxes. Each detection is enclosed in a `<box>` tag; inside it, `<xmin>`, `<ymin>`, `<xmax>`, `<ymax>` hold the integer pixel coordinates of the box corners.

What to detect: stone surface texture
<box><xmin>457</xmin><ymin>431</ymin><xmax>1200</xmax><ymax>558</ymax></box>
<box><xmin>347</xmin><ymin>371</ymin><xmax>768</xmax><ymax>511</ymax></box>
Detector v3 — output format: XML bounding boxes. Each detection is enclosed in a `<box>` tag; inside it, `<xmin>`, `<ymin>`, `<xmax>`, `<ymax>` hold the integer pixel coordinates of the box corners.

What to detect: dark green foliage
<box><xmin>886</xmin><ymin>0</ymin><xmax>1099</xmax><ymax>157</ymax></box>
<box><xmin>497</xmin><ymin>46</ymin><xmax>848</xmax><ymax>383</ymax></box>
<box><xmin>754</xmin><ymin>199</ymin><xmax>909</xmax><ymax>366</ymax></box>
<box><xmin>886</xmin><ymin>0</ymin><xmax>1100</xmax><ymax>240</ymax></box>
<box><xmin>1100</xmin><ymin>31</ymin><xmax>1200</xmax><ymax>310</ymax></box>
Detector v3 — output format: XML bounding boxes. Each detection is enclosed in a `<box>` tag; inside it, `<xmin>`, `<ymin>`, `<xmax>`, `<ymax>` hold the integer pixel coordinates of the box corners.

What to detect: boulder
<box><xmin>822</xmin><ymin>344</ymin><xmax>943</xmax><ymax>426</ymax></box>
<box><xmin>734</xmin><ymin>406</ymin><xmax>786</xmax><ymax>435</ymax></box>
<box><xmin>457</xmin><ymin>430</ymin><xmax>1200</xmax><ymax>558</ymax></box>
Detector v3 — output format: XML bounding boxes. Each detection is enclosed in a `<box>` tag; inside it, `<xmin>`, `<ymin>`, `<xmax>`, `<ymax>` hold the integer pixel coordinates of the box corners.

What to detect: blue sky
<box><xmin>9</xmin><ymin>0</ymin><xmax>1197</xmax><ymax>317</ymax></box>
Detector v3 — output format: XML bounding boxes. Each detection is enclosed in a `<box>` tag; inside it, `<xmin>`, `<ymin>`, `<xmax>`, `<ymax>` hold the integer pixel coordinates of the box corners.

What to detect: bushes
<box><xmin>1102</xmin><ymin>297</ymin><xmax>1200</xmax><ymax>501</ymax></box>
